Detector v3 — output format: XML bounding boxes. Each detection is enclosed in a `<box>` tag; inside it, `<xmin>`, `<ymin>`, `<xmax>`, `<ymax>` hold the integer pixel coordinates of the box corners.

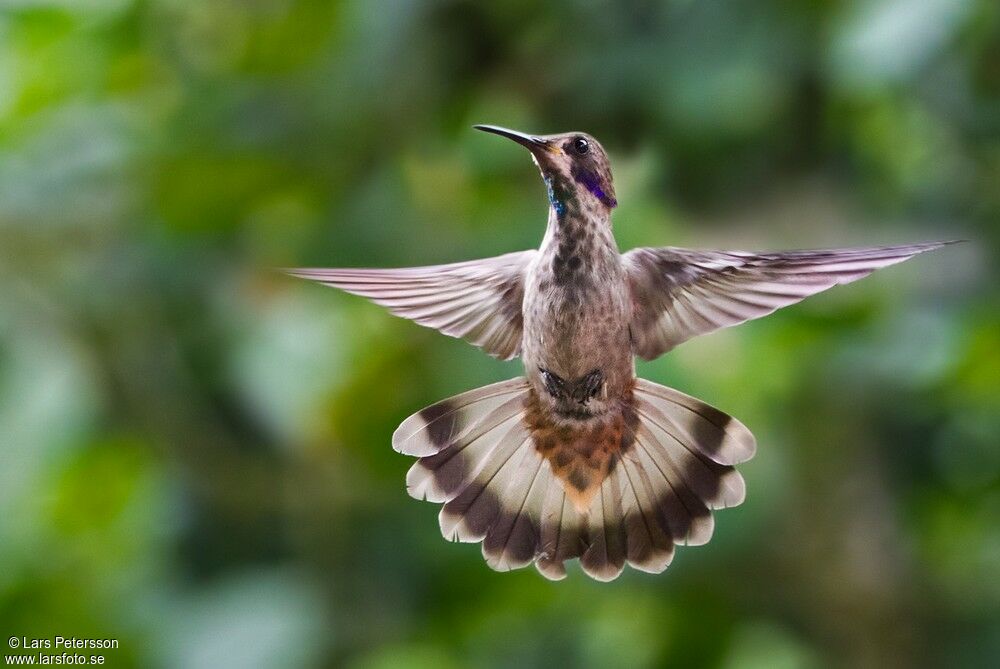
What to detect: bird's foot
<box><xmin>572</xmin><ymin>369</ymin><xmax>604</xmax><ymax>404</ymax></box>
<box><xmin>540</xmin><ymin>367</ymin><xmax>604</xmax><ymax>406</ymax></box>
<box><xmin>539</xmin><ymin>368</ymin><xmax>567</xmax><ymax>399</ymax></box>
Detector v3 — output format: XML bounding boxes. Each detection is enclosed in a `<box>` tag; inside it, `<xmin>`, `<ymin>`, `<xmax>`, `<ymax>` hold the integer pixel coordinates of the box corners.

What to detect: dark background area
<box><xmin>1</xmin><ymin>1</ymin><xmax>998</xmax><ymax>667</ymax></box>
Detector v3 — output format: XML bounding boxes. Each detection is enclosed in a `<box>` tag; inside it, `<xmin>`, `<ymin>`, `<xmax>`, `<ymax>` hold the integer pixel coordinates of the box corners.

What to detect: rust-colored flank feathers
<box><xmin>524</xmin><ymin>384</ymin><xmax>638</xmax><ymax>513</ymax></box>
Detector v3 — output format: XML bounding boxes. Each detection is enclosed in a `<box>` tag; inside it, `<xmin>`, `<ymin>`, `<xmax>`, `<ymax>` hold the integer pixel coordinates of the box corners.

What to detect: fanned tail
<box><xmin>393</xmin><ymin>376</ymin><xmax>756</xmax><ymax>581</ymax></box>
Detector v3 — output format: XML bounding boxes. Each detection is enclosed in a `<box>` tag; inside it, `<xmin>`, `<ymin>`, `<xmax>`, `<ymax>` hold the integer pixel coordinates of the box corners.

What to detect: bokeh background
<box><xmin>1</xmin><ymin>1</ymin><xmax>998</xmax><ymax>667</ymax></box>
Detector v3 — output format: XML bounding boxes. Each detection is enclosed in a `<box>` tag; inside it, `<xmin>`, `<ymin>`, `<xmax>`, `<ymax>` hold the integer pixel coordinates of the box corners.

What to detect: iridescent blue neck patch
<box><xmin>545</xmin><ymin>176</ymin><xmax>567</xmax><ymax>217</ymax></box>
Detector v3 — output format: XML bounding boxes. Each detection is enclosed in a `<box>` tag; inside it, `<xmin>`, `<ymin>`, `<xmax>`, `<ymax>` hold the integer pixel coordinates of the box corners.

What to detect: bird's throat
<box><xmin>545</xmin><ymin>174</ymin><xmax>572</xmax><ymax>219</ymax></box>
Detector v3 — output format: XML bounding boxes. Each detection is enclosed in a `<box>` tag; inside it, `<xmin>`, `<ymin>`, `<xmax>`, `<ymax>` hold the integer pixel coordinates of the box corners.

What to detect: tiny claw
<box><xmin>539</xmin><ymin>368</ymin><xmax>567</xmax><ymax>399</ymax></box>
<box><xmin>573</xmin><ymin>369</ymin><xmax>604</xmax><ymax>404</ymax></box>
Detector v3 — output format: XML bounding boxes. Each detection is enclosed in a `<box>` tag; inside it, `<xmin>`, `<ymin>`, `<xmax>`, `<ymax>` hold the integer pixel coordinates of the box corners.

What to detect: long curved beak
<box><xmin>474</xmin><ymin>125</ymin><xmax>553</xmax><ymax>154</ymax></box>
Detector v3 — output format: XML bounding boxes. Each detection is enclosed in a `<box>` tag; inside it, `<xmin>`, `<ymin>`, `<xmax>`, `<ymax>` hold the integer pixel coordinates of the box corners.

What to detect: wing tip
<box><xmin>907</xmin><ymin>239</ymin><xmax>966</xmax><ymax>254</ymax></box>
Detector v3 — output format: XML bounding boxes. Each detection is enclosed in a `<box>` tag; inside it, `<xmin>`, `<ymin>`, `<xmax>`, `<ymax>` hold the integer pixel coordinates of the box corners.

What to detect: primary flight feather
<box><xmin>287</xmin><ymin>125</ymin><xmax>950</xmax><ymax>581</ymax></box>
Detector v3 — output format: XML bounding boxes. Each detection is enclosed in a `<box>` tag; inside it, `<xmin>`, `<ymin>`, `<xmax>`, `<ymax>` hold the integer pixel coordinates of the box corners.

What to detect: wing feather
<box><xmin>287</xmin><ymin>251</ymin><xmax>535</xmax><ymax>360</ymax></box>
<box><xmin>624</xmin><ymin>242</ymin><xmax>952</xmax><ymax>359</ymax></box>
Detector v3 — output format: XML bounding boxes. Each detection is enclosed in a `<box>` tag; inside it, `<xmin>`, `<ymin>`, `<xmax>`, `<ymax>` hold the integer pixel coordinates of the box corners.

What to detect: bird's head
<box><xmin>474</xmin><ymin>125</ymin><xmax>617</xmax><ymax>216</ymax></box>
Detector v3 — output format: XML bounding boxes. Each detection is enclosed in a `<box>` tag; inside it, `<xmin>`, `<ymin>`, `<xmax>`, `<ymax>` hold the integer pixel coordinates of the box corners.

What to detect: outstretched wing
<box><xmin>624</xmin><ymin>242</ymin><xmax>951</xmax><ymax>360</ymax></box>
<box><xmin>286</xmin><ymin>251</ymin><xmax>536</xmax><ymax>360</ymax></box>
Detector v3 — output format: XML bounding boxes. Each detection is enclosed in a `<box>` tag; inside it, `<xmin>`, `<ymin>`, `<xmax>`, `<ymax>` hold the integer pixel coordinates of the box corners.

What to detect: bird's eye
<box><xmin>573</xmin><ymin>137</ymin><xmax>590</xmax><ymax>155</ymax></box>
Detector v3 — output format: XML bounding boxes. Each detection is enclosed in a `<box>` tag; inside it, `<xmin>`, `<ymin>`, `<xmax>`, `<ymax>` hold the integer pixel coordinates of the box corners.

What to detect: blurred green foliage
<box><xmin>1</xmin><ymin>1</ymin><xmax>998</xmax><ymax>667</ymax></box>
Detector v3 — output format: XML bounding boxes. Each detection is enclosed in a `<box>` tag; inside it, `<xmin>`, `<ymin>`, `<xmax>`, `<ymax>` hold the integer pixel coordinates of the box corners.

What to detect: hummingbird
<box><xmin>288</xmin><ymin>125</ymin><xmax>951</xmax><ymax>581</ymax></box>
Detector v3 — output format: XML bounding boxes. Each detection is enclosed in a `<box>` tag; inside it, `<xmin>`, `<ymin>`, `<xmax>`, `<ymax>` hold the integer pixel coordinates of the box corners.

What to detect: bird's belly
<box><xmin>521</xmin><ymin>285</ymin><xmax>632</xmax><ymax>384</ymax></box>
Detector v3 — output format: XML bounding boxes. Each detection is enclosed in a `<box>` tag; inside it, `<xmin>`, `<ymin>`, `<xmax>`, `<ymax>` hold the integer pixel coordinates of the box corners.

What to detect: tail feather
<box><xmin>393</xmin><ymin>379</ymin><xmax>528</xmax><ymax>457</ymax></box>
<box><xmin>482</xmin><ymin>453</ymin><xmax>547</xmax><ymax>571</ymax></box>
<box><xmin>438</xmin><ymin>421</ymin><xmax>531</xmax><ymax>542</ymax></box>
<box><xmin>617</xmin><ymin>456</ymin><xmax>675</xmax><ymax>573</ymax></box>
<box><xmin>396</xmin><ymin>375</ymin><xmax>756</xmax><ymax>580</ymax></box>
<box><xmin>636</xmin><ymin>400</ymin><xmax>746</xmax><ymax>509</ymax></box>
<box><xmin>635</xmin><ymin>379</ymin><xmax>756</xmax><ymax>465</ymax></box>
<box><xmin>581</xmin><ymin>474</ymin><xmax>628</xmax><ymax>581</ymax></box>
<box><xmin>537</xmin><ymin>489</ymin><xmax>585</xmax><ymax>580</ymax></box>
<box><xmin>632</xmin><ymin>425</ymin><xmax>716</xmax><ymax>546</ymax></box>
<box><xmin>500</xmin><ymin>465</ymin><xmax>551</xmax><ymax>569</ymax></box>
<box><xmin>405</xmin><ymin>406</ymin><xmax>522</xmax><ymax>503</ymax></box>
<box><xmin>552</xmin><ymin>498</ymin><xmax>587</xmax><ymax>575</ymax></box>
